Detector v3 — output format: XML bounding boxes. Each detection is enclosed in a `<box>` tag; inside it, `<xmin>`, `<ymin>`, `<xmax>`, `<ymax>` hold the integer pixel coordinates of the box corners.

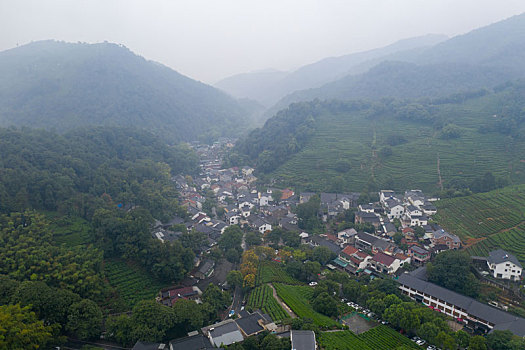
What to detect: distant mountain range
<box><xmin>0</xmin><ymin>40</ymin><xmax>256</xmax><ymax>141</ymax></box>
<box><xmin>219</xmin><ymin>12</ymin><xmax>525</xmax><ymax>120</ymax></box>
<box><xmin>215</xmin><ymin>34</ymin><xmax>448</xmax><ymax>106</ymax></box>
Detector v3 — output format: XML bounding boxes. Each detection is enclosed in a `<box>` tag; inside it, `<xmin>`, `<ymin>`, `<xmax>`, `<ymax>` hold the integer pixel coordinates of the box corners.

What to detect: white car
<box><xmin>309</xmin><ymin>281</ymin><xmax>318</xmax><ymax>286</ymax></box>
<box><xmin>416</xmin><ymin>339</ymin><xmax>426</xmax><ymax>346</ymax></box>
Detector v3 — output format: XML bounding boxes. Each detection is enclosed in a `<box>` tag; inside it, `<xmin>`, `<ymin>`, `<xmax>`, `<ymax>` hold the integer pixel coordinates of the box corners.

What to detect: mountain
<box><xmin>215</xmin><ymin>34</ymin><xmax>447</xmax><ymax>106</ymax></box>
<box><xmin>267</xmin><ymin>61</ymin><xmax>515</xmax><ymax>115</ymax></box>
<box><xmin>227</xmin><ymin>82</ymin><xmax>525</xmax><ymax>193</ymax></box>
<box><xmin>214</xmin><ymin>69</ymin><xmax>288</xmax><ymax>106</ymax></box>
<box><xmin>0</xmin><ymin>40</ymin><xmax>253</xmax><ymax>142</ymax></box>
<box><xmin>269</xmin><ymin>13</ymin><xmax>525</xmax><ymax>112</ymax></box>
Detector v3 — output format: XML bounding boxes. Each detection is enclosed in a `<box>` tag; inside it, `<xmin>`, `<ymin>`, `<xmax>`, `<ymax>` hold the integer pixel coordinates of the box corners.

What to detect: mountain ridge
<box><xmin>0</xmin><ymin>40</ymin><xmax>254</xmax><ymax>142</ymax></box>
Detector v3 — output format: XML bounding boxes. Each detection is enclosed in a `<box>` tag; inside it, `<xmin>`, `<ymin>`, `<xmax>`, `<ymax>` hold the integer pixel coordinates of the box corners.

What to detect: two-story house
<box><xmin>487</xmin><ymin>249</ymin><xmax>522</xmax><ymax>281</ymax></box>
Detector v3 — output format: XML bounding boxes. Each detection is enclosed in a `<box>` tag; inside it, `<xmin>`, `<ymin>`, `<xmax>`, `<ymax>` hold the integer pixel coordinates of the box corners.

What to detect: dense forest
<box><xmin>228</xmin><ymin>81</ymin><xmax>525</xmax><ymax>194</ymax></box>
<box><xmin>0</xmin><ymin>127</ymin><xmax>209</xmax><ymax>347</ymax></box>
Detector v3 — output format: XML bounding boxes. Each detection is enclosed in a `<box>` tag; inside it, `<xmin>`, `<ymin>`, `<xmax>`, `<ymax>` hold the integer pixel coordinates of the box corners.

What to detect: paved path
<box><xmin>269</xmin><ymin>283</ymin><xmax>297</xmax><ymax>318</ymax></box>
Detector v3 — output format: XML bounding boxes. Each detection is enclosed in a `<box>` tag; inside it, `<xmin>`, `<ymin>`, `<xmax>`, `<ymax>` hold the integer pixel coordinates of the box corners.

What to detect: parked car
<box><xmin>416</xmin><ymin>339</ymin><xmax>426</xmax><ymax>346</ymax></box>
<box><xmin>309</xmin><ymin>281</ymin><xmax>318</xmax><ymax>286</ymax></box>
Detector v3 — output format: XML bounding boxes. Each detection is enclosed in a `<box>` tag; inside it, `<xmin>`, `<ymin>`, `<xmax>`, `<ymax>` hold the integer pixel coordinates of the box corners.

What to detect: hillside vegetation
<box><xmin>229</xmin><ymin>82</ymin><xmax>525</xmax><ymax>193</ymax></box>
<box><xmin>434</xmin><ymin>185</ymin><xmax>525</xmax><ymax>263</ymax></box>
<box><xmin>0</xmin><ymin>40</ymin><xmax>253</xmax><ymax>141</ymax></box>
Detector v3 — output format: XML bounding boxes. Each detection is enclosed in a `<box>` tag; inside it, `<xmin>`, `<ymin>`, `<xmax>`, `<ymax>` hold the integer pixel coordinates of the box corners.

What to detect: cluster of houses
<box><xmin>133</xmin><ymin>310</ymin><xmax>316</xmax><ymax>350</ymax></box>
<box><xmin>301</xmin><ymin>189</ymin><xmax>463</xmax><ymax>277</ymax></box>
<box><xmin>136</xmin><ymin>141</ymin><xmax>525</xmax><ymax>348</ymax></box>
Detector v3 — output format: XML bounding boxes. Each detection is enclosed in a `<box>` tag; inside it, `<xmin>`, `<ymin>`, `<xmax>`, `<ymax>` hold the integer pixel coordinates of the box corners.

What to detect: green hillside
<box><xmin>0</xmin><ymin>40</ymin><xmax>253</xmax><ymax>142</ymax></box>
<box><xmin>434</xmin><ymin>185</ymin><xmax>525</xmax><ymax>263</ymax></box>
<box><xmin>232</xmin><ymin>83</ymin><xmax>525</xmax><ymax>193</ymax></box>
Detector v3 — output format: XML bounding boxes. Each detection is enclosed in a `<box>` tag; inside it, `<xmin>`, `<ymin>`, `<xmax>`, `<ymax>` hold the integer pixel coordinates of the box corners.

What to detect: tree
<box><xmin>427</xmin><ymin>250</ymin><xmax>480</xmax><ymax>297</ymax></box>
<box><xmin>468</xmin><ymin>335</ymin><xmax>487</xmax><ymax>350</ymax></box>
<box><xmin>226</xmin><ymin>248</ymin><xmax>241</xmax><ymax>263</ymax></box>
<box><xmin>219</xmin><ymin>226</ymin><xmax>243</xmax><ymax>252</ymax></box>
<box><xmin>313</xmin><ymin>246</ymin><xmax>336</xmax><ymax>265</ymax></box>
<box><xmin>245</xmin><ymin>232</ymin><xmax>262</xmax><ymax>247</ymax></box>
<box><xmin>296</xmin><ymin>195</ymin><xmax>321</xmax><ymax>230</ymax></box>
<box><xmin>244</xmin><ymin>274</ymin><xmax>256</xmax><ymax>288</ymax></box>
<box><xmin>418</xmin><ymin>322</ymin><xmax>440</xmax><ymax>344</ymax></box>
<box><xmin>393</xmin><ymin>232</ymin><xmax>403</xmax><ymax>245</ymax></box>
<box><xmin>0</xmin><ymin>304</ymin><xmax>54</xmax><ymax>349</ymax></box>
<box><xmin>303</xmin><ymin>261</ymin><xmax>321</xmax><ymax>281</ymax></box>
<box><xmin>454</xmin><ymin>330</ymin><xmax>470</xmax><ymax>349</ymax></box>
<box><xmin>272</xmin><ymin>190</ymin><xmax>282</xmax><ymax>204</ymax></box>
<box><xmin>413</xmin><ymin>226</ymin><xmax>425</xmax><ymax>239</ymax></box>
<box><xmin>226</xmin><ymin>270</ymin><xmax>243</xmax><ymax>288</ymax></box>
<box><xmin>312</xmin><ymin>292</ymin><xmax>338</xmax><ymax>317</ymax></box>
<box><xmin>66</xmin><ymin>299</ymin><xmax>103</xmax><ymax>340</ymax></box>
<box><xmin>486</xmin><ymin>330</ymin><xmax>513</xmax><ymax>350</ymax></box>
<box><xmin>435</xmin><ymin>331</ymin><xmax>456</xmax><ymax>350</ymax></box>
<box><xmin>202</xmin><ymin>284</ymin><xmax>230</xmax><ymax>312</ymax></box>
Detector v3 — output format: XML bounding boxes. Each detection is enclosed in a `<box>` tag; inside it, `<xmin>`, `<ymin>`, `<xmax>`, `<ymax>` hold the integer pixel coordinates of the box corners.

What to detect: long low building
<box><xmin>397</xmin><ymin>271</ymin><xmax>525</xmax><ymax>337</ymax></box>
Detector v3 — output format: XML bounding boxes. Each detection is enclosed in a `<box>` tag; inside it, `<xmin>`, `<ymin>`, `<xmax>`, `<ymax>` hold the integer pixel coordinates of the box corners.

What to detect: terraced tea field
<box><xmin>104</xmin><ymin>259</ymin><xmax>168</xmax><ymax>308</ymax></box>
<box><xmin>434</xmin><ymin>185</ymin><xmax>525</xmax><ymax>239</ymax></box>
<box><xmin>274</xmin><ymin>283</ymin><xmax>340</xmax><ymax>328</ymax></box>
<box><xmin>247</xmin><ymin>284</ymin><xmax>288</xmax><ymax>321</ymax></box>
<box><xmin>319</xmin><ymin>326</ymin><xmax>420</xmax><ymax>350</ymax></box>
<box><xmin>268</xmin><ymin>96</ymin><xmax>525</xmax><ymax>193</ymax></box>
<box><xmin>434</xmin><ymin>185</ymin><xmax>525</xmax><ymax>263</ymax></box>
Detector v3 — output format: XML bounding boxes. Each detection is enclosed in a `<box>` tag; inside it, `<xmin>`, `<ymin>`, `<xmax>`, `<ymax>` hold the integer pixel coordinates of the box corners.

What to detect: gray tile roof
<box><xmin>291</xmin><ymin>330</ymin><xmax>316</xmax><ymax>350</ymax></box>
<box><xmin>397</xmin><ymin>273</ymin><xmax>525</xmax><ymax>335</ymax></box>
<box><xmin>488</xmin><ymin>249</ymin><xmax>522</xmax><ymax>268</ymax></box>
<box><xmin>209</xmin><ymin>321</ymin><xmax>243</xmax><ymax>346</ymax></box>
<box><xmin>235</xmin><ymin>312</ymin><xmax>265</xmax><ymax>336</ymax></box>
<box><xmin>169</xmin><ymin>334</ymin><xmax>215</xmax><ymax>350</ymax></box>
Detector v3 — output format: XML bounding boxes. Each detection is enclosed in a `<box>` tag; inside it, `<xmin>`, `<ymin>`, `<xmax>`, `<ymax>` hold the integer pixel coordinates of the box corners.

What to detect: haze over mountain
<box><xmin>267</xmin><ymin>13</ymin><xmax>525</xmax><ymax>114</ymax></box>
<box><xmin>215</xmin><ymin>34</ymin><xmax>447</xmax><ymax>106</ymax></box>
<box><xmin>0</xmin><ymin>40</ymin><xmax>255</xmax><ymax>142</ymax></box>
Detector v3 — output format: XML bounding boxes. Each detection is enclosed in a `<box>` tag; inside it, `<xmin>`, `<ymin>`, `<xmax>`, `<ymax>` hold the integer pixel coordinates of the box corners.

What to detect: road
<box><xmin>231</xmin><ymin>285</ymin><xmax>244</xmax><ymax>314</ymax></box>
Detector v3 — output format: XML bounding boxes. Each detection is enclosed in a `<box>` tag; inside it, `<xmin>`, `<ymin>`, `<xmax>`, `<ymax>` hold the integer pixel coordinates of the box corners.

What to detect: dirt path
<box><xmin>437</xmin><ymin>153</ymin><xmax>443</xmax><ymax>191</ymax></box>
<box><xmin>269</xmin><ymin>283</ymin><xmax>296</xmax><ymax>318</ymax></box>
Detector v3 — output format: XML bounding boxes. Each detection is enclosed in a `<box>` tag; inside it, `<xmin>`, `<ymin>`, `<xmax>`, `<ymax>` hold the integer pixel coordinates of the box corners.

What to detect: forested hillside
<box><xmin>0</xmin><ymin>40</ymin><xmax>253</xmax><ymax>142</ymax></box>
<box><xmin>0</xmin><ymin>126</ymin><xmax>197</xmax><ymax>220</ymax></box>
<box><xmin>228</xmin><ymin>81</ymin><xmax>525</xmax><ymax>194</ymax></box>
<box><xmin>0</xmin><ymin>127</ymin><xmax>214</xmax><ymax>347</ymax></box>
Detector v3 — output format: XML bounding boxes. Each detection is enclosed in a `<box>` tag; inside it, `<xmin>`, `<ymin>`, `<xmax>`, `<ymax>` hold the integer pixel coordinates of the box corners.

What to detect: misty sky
<box><xmin>2</xmin><ymin>0</ymin><xmax>525</xmax><ymax>84</ymax></box>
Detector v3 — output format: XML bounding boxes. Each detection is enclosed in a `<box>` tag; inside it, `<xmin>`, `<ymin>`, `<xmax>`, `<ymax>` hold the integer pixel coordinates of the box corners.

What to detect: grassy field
<box><xmin>104</xmin><ymin>259</ymin><xmax>168</xmax><ymax>308</ymax></box>
<box><xmin>266</xmin><ymin>93</ymin><xmax>525</xmax><ymax>193</ymax></box>
<box><xmin>247</xmin><ymin>284</ymin><xmax>288</xmax><ymax>321</ymax></box>
<box><xmin>274</xmin><ymin>283</ymin><xmax>340</xmax><ymax>328</ymax></box>
<box><xmin>255</xmin><ymin>261</ymin><xmax>303</xmax><ymax>286</ymax></box>
<box><xmin>433</xmin><ymin>185</ymin><xmax>525</xmax><ymax>263</ymax></box>
<box><xmin>319</xmin><ymin>326</ymin><xmax>420</xmax><ymax>350</ymax></box>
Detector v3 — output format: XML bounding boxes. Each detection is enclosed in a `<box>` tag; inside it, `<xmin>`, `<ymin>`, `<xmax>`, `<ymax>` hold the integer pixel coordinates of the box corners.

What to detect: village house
<box><xmin>369</xmin><ymin>251</ymin><xmax>402</xmax><ymax>274</ymax></box>
<box><xmin>336</xmin><ymin>245</ymin><xmax>371</xmax><ymax>274</ymax></box>
<box><xmin>354</xmin><ymin>211</ymin><xmax>381</xmax><ymax>230</ymax></box>
<box><xmin>408</xmin><ymin>245</ymin><xmax>431</xmax><ymax>265</ymax></box>
<box><xmin>157</xmin><ymin>286</ymin><xmax>202</xmax><ymax>307</ymax></box>
<box><xmin>431</xmin><ymin>229</ymin><xmax>461</xmax><ymax>250</ymax></box>
<box><xmin>487</xmin><ymin>249</ymin><xmax>522</xmax><ymax>281</ymax></box>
